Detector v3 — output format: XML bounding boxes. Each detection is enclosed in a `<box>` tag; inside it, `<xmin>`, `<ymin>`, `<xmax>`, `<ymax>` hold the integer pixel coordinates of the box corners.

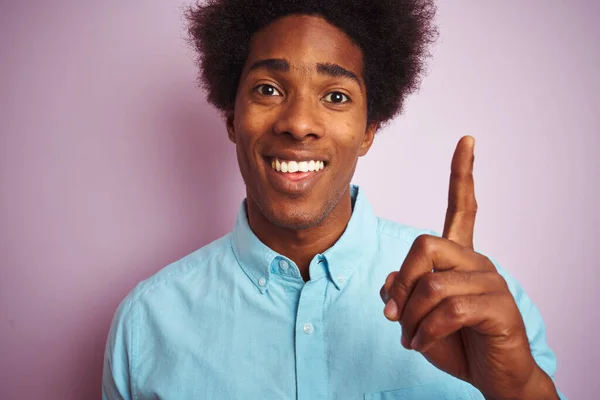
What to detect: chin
<box><xmin>262</xmin><ymin>201</ymin><xmax>328</xmax><ymax>231</ymax></box>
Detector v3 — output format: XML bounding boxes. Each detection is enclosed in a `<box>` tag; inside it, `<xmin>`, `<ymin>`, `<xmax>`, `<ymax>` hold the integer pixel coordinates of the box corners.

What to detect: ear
<box><xmin>226</xmin><ymin>110</ymin><xmax>236</xmax><ymax>144</ymax></box>
<box><xmin>359</xmin><ymin>122</ymin><xmax>378</xmax><ymax>156</ymax></box>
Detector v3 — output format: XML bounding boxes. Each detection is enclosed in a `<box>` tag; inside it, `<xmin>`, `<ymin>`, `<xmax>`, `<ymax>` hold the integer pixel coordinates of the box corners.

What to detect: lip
<box><xmin>263</xmin><ymin>156</ymin><xmax>325</xmax><ymax>195</ymax></box>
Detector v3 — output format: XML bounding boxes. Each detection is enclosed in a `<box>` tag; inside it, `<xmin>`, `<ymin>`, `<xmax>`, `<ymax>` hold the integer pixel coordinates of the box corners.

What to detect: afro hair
<box><xmin>186</xmin><ymin>0</ymin><xmax>437</xmax><ymax>125</ymax></box>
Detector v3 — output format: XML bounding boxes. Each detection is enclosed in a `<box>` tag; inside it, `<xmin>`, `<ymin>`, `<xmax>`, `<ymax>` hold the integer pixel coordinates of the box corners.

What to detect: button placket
<box><xmin>294</xmin><ymin>278</ymin><xmax>328</xmax><ymax>400</ymax></box>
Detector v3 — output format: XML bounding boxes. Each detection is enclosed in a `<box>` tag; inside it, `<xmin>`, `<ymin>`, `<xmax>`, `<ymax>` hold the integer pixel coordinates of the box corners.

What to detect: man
<box><xmin>103</xmin><ymin>0</ymin><xmax>564</xmax><ymax>399</ymax></box>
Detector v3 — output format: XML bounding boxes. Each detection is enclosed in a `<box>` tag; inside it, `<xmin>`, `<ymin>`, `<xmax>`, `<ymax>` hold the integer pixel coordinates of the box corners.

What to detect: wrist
<box><xmin>518</xmin><ymin>366</ymin><xmax>559</xmax><ymax>400</ymax></box>
<box><xmin>484</xmin><ymin>366</ymin><xmax>559</xmax><ymax>400</ymax></box>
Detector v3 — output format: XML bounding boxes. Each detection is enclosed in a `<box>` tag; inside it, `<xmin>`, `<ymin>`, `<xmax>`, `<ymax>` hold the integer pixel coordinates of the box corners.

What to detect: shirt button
<box><xmin>303</xmin><ymin>323</ymin><xmax>314</xmax><ymax>334</ymax></box>
<box><xmin>337</xmin><ymin>275</ymin><xmax>347</xmax><ymax>284</ymax></box>
<box><xmin>258</xmin><ymin>277</ymin><xmax>266</xmax><ymax>287</ymax></box>
<box><xmin>279</xmin><ymin>260</ymin><xmax>289</xmax><ymax>271</ymax></box>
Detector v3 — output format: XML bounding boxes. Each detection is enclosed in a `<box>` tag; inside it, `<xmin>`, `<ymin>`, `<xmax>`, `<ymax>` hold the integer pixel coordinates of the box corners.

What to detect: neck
<box><xmin>246</xmin><ymin>191</ymin><xmax>353</xmax><ymax>281</ymax></box>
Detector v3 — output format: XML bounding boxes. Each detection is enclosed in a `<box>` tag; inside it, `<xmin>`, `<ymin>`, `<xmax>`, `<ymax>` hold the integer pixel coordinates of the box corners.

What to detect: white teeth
<box><xmin>271</xmin><ymin>158</ymin><xmax>325</xmax><ymax>173</ymax></box>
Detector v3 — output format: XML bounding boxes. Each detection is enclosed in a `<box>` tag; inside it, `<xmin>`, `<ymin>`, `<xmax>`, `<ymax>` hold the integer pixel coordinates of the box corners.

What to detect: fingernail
<box><xmin>384</xmin><ymin>299</ymin><xmax>398</xmax><ymax>320</ymax></box>
<box><xmin>410</xmin><ymin>335</ymin><xmax>420</xmax><ymax>351</ymax></box>
<box><xmin>401</xmin><ymin>333</ymin><xmax>411</xmax><ymax>349</ymax></box>
<box><xmin>380</xmin><ymin>287</ymin><xmax>389</xmax><ymax>303</ymax></box>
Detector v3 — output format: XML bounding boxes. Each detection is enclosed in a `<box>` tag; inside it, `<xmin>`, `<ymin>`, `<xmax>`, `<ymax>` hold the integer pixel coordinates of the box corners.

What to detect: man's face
<box><xmin>228</xmin><ymin>14</ymin><xmax>376</xmax><ymax>230</ymax></box>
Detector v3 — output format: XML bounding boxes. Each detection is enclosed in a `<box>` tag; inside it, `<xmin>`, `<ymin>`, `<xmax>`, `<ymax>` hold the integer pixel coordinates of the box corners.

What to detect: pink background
<box><xmin>1</xmin><ymin>1</ymin><xmax>598</xmax><ymax>398</ymax></box>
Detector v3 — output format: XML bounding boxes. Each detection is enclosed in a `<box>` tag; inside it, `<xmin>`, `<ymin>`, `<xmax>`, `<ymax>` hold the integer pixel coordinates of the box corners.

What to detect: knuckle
<box><xmin>384</xmin><ymin>271</ymin><xmax>399</xmax><ymax>291</ymax></box>
<box><xmin>392</xmin><ymin>279</ymin><xmax>412</xmax><ymax>299</ymax></box>
<box><xmin>497</xmin><ymin>296</ymin><xmax>521</xmax><ymax>329</ymax></box>
<box><xmin>413</xmin><ymin>234</ymin><xmax>437</xmax><ymax>256</ymax></box>
<box><xmin>467</xmin><ymin>200</ymin><xmax>478</xmax><ymax>213</ymax></box>
<box><xmin>501</xmin><ymin>293</ymin><xmax>519</xmax><ymax>312</ymax></box>
<box><xmin>478</xmin><ymin>254</ymin><xmax>496</xmax><ymax>271</ymax></box>
<box><xmin>446</xmin><ymin>297</ymin><xmax>466</xmax><ymax>318</ymax></box>
<box><xmin>490</xmin><ymin>272</ymin><xmax>509</xmax><ymax>290</ymax></box>
<box><xmin>420</xmin><ymin>273</ymin><xmax>443</xmax><ymax>298</ymax></box>
<box><xmin>420</xmin><ymin>320</ymin><xmax>438</xmax><ymax>341</ymax></box>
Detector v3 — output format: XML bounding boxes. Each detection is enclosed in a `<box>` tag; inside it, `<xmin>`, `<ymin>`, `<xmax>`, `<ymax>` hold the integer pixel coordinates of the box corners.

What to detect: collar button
<box><xmin>279</xmin><ymin>259</ymin><xmax>289</xmax><ymax>271</ymax></box>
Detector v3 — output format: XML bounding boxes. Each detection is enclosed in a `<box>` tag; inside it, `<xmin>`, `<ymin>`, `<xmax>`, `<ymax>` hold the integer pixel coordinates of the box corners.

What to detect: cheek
<box><xmin>343</xmin><ymin>114</ymin><xmax>365</xmax><ymax>142</ymax></box>
<box><xmin>237</xmin><ymin>105</ymin><xmax>273</xmax><ymax>143</ymax></box>
<box><xmin>234</xmin><ymin>111</ymin><xmax>263</xmax><ymax>149</ymax></box>
<box><xmin>335</xmin><ymin>124</ymin><xmax>366</xmax><ymax>159</ymax></box>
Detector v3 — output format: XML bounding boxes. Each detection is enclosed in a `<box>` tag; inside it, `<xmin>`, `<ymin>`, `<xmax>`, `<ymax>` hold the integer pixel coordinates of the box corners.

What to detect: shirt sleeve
<box><xmin>493</xmin><ymin>261</ymin><xmax>567</xmax><ymax>400</ymax></box>
<box><xmin>102</xmin><ymin>294</ymin><xmax>135</xmax><ymax>400</ymax></box>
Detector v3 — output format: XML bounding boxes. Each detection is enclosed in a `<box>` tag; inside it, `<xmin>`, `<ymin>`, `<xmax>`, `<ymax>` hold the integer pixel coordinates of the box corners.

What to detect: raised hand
<box><xmin>380</xmin><ymin>136</ymin><xmax>558</xmax><ymax>399</ymax></box>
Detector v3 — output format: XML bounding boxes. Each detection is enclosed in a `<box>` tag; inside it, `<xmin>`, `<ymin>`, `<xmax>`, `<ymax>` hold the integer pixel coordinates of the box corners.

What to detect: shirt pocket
<box><xmin>364</xmin><ymin>382</ymin><xmax>477</xmax><ymax>400</ymax></box>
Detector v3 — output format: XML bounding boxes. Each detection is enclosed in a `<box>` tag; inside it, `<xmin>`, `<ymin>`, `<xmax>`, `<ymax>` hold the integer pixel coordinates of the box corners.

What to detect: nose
<box><xmin>272</xmin><ymin>94</ymin><xmax>324</xmax><ymax>140</ymax></box>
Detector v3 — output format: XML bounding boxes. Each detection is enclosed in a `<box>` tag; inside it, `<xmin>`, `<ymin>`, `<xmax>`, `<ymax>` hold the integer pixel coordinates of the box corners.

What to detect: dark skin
<box><xmin>227</xmin><ymin>14</ymin><xmax>376</xmax><ymax>280</ymax></box>
<box><xmin>227</xmin><ymin>14</ymin><xmax>559</xmax><ymax>400</ymax></box>
<box><xmin>382</xmin><ymin>136</ymin><xmax>559</xmax><ymax>399</ymax></box>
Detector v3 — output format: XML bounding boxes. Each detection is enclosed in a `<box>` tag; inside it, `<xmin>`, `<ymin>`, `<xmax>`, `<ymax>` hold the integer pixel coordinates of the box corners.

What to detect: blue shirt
<box><xmin>103</xmin><ymin>185</ymin><xmax>564</xmax><ymax>400</ymax></box>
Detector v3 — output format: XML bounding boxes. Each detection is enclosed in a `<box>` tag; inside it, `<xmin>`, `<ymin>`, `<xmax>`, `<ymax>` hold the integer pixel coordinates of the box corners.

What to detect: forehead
<box><xmin>244</xmin><ymin>14</ymin><xmax>364</xmax><ymax>76</ymax></box>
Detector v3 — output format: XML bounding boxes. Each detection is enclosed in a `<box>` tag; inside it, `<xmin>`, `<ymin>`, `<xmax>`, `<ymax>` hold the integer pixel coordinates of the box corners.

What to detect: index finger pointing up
<box><xmin>442</xmin><ymin>136</ymin><xmax>478</xmax><ymax>249</ymax></box>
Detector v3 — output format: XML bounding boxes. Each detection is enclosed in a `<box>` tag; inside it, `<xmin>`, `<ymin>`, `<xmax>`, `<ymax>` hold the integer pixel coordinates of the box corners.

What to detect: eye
<box><xmin>254</xmin><ymin>84</ymin><xmax>281</xmax><ymax>97</ymax></box>
<box><xmin>323</xmin><ymin>91</ymin><xmax>350</xmax><ymax>104</ymax></box>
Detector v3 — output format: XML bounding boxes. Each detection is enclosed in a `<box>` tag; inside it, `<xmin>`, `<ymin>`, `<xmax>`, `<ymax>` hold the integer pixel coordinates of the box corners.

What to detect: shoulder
<box><xmin>103</xmin><ymin>233</ymin><xmax>236</xmax><ymax>394</ymax></box>
<box><xmin>376</xmin><ymin>216</ymin><xmax>437</xmax><ymax>245</ymax></box>
<box><xmin>376</xmin><ymin>216</ymin><xmax>515</xmax><ymax>284</ymax></box>
<box><xmin>125</xmin><ymin>233</ymin><xmax>234</xmax><ymax>306</ymax></box>
<box><xmin>107</xmin><ymin>233</ymin><xmax>235</xmax><ymax>345</ymax></box>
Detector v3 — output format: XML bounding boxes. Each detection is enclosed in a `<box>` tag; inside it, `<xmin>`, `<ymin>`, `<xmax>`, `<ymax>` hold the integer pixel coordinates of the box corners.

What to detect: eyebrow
<box><xmin>248</xmin><ymin>58</ymin><xmax>290</xmax><ymax>73</ymax></box>
<box><xmin>316</xmin><ymin>62</ymin><xmax>361</xmax><ymax>89</ymax></box>
<box><xmin>247</xmin><ymin>58</ymin><xmax>363</xmax><ymax>91</ymax></box>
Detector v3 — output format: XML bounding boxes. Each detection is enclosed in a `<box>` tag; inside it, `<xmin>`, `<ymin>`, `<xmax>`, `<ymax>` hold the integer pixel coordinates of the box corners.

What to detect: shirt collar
<box><xmin>230</xmin><ymin>185</ymin><xmax>379</xmax><ymax>292</ymax></box>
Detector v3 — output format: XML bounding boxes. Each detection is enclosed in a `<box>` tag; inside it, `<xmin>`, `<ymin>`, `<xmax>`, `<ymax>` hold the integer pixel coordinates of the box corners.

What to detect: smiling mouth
<box><xmin>268</xmin><ymin>157</ymin><xmax>326</xmax><ymax>173</ymax></box>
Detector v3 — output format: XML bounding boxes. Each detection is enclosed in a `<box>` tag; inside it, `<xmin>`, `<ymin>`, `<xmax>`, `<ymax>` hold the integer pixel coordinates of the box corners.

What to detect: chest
<box><xmin>133</xmin><ymin>274</ymin><xmax>481</xmax><ymax>400</ymax></box>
